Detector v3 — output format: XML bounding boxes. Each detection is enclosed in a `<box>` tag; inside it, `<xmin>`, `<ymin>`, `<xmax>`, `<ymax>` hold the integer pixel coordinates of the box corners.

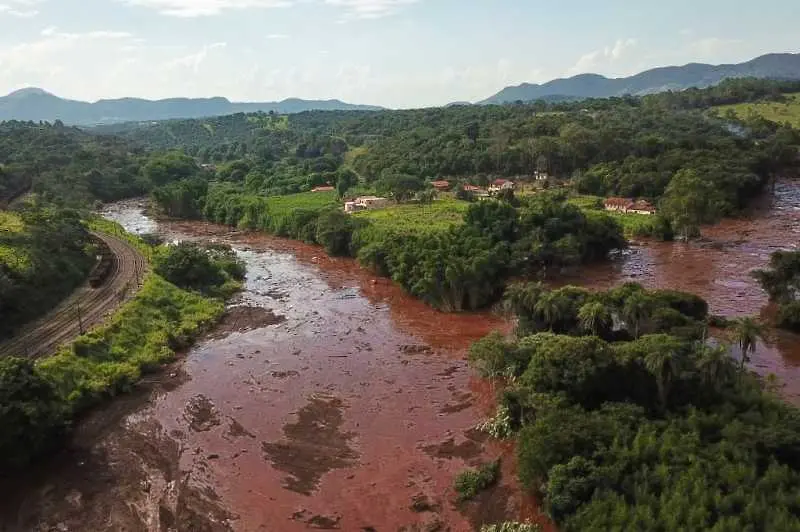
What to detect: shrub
<box><xmin>154</xmin><ymin>242</ymin><xmax>244</xmax><ymax>296</ymax></box>
<box><xmin>481</xmin><ymin>523</ymin><xmax>540</xmax><ymax>532</ymax></box>
<box><xmin>0</xmin><ymin>357</ymin><xmax>68</xmax><ymax>470</ymax></box>
<box><xmin>777</xmin><ymin>301</ymin><xmax>800</xmax><ymax>332</ymax></box>
<box><xmin>454</xmin><ymin>460</ymin><xmax>501</xmax><ymax>501</ymax></box>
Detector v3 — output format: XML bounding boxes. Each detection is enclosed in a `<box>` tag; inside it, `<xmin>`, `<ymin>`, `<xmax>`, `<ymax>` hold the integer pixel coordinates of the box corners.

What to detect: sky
<box><xmin>0</xmin><ymin>0</ymin><xmax>798</xmax><ymax>108</ymax></box>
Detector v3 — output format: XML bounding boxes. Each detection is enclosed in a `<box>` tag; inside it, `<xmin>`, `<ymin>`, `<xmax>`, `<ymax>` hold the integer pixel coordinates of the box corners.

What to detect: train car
<box><xmin>88</xmin><ymin>239</ymin><xmax>115</xmax><ymax>288</ymax></box>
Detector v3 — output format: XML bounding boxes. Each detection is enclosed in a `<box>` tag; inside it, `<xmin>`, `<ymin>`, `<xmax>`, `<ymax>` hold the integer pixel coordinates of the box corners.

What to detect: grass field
<box><xmin>353</xmin><ymin>198</ymin><xmax>469</xmax><ymax>233</ymax></box>
<box><xmin>0</xmin><ymin>211</ymin><xmax>29</xmax><ymax>271</ymax></box>
<box><xmin>715</xmin><ymin>93</ymin><xmax>800</xmax><ymax>128</ymax></box>
<box><xmin>568</xmin><ymin>194</ymin><xmax>668</xmax><ymax>239</ymax></box>
<box><xmin>265</xmin><ymin>190</ymin><xmax>338</xmax><ymax>215</ymax></box>
<box><xmin>0</xmin><ymin>211</ymin><xmax>23</xmax><ymax>233</ymax></box>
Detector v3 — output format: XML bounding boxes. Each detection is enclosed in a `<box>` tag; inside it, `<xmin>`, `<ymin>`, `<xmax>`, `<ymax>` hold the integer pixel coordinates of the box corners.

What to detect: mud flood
<box><xmin>3</xmin><ymin>181</ymin><xmax>799</xmax><ymax>531</ymax></box>
<box><xmin>563</xmin><ymin>179</ymin><xmax>800</xmax><ymax>398</ymax></box>
<box><xmin>0</xmin><ymin>201</ymin><xmax>544</xmax><ymax>532</ymax></box>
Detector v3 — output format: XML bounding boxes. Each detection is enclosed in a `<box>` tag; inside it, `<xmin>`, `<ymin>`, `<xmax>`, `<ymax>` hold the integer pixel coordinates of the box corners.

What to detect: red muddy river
<box><xmin>1</xmin><ymin>181</ymin><xmax>798</xmax><ymax>531</ymax></box>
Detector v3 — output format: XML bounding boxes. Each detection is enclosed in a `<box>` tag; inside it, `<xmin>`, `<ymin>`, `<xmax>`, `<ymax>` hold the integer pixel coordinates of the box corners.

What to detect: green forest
<box><xmin>0</xmin><ymin>206</ymin><xmax>96</xmax><ymax>338</ymax></box>
<box><xmin>470</xmin><ymin>283</ymin><xmax>800</xmax><ymax>531</ymax></box>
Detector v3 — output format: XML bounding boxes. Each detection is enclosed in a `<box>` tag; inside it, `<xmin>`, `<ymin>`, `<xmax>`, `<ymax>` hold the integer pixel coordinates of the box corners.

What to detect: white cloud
<box><xmin>569</xmin><ymin>38</ymin><xmax>638</xmax><ymax>75</ymax></box>
<box><xmin>165</xmin><ymin>42</ymin><xmax>227</xmax><ymax>73</ymax></box>
<box><xmin>266</xmin><ymin>33</ymin><xmax>289</xmax><ymax>39</ymax></box>
<box><xmin>0</xmin><ymin>28</ymin><xmax>138</xmax><ymax>94</ymax></box>
<box><xmin>324</xmin><ymin>0</ymin><xmax>418</xmax><ymax>19</ymax></box>
<box><xmin>120</xmin><ymin>0</ymin><xmax>292</xmax><ymax>17</ymax></box>
<box><xmin>0</xmin><ymin>0</ymin><xmax>41</xmax><ymax>17</ymax></box>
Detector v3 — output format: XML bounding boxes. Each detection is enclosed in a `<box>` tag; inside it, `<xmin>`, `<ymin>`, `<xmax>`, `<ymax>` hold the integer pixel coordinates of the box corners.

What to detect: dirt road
<box><xmin>0</xmin><ymin>231</ymin><xmax>148</xmax><ymax>359</ymax></box>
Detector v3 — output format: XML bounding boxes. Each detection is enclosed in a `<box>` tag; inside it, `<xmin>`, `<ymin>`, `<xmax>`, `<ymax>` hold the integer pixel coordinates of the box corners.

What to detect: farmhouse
<box><xmin>430</xmin><ymin>180</ymin><xmax>451</xmax><ymax>191</ymax></box>
<box><xmin>603</xmin><ymin>197</ymin><xmax>657</xmax><ymax>215</ymax></box>
<box><xmin>488</xmin><ymin>179</ymin><xmax>515</xmax><ymax>193</ymax></box>
<box><xmin>345</xmin><ymin>196</ymin><xmax>389</xmax><ymax>214</ymax></box>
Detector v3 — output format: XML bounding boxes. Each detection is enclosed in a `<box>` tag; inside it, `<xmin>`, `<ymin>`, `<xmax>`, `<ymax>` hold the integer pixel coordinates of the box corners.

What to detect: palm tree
<box><xmin>645</xmin><ymin>346</ymin><xmax>679</xmax><ymax>411</ymax></box>
<box><xmin>696</xmin><ymin>345</ymin><xmax>737</xmax><ymax>391</ymax></box>
<box><xmin>578</xmin><ymin>301</ymin><xmax>611</xmax><ymax>337</ymax></box>
<box><xmin>732</xmin><ymin>317</ymin><xmax>765</xmax><ymax>373</ymax></box>
<box><xmin>623</xmin><ymin>293</ymin><xmax>652</xmax><ymax>339</ymax></box>
<box><xmin>535</xmin><ymin>292</ymin><xmax>568</xmax><ymax>332</ymax></box>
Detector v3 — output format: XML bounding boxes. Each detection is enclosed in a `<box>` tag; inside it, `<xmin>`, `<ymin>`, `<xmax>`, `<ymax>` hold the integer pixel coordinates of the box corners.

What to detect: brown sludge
<box><xmin>2</xmin><ymin>181</ymin><xmax>797</xmax><ymax>531</ymax></box>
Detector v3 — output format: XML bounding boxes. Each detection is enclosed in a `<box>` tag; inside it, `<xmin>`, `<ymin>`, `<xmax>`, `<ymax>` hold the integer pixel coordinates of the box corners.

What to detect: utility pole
<box><xmin>75</xmin><ymin>302</ymin><xmax>85</xmax><ymax>335</ymax></box>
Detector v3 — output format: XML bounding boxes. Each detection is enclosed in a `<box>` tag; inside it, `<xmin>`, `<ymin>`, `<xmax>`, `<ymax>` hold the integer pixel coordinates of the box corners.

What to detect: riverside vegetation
<box><xmin>0</xmin><ymin>228</ymin><xmax>245</xmax><ymax>472</ymax></box>
<box><xmin>754</xmin><ymin>249</ymin><xmax>800</xmax><ymax>332</ymax></box>
<box><xmin>469</xmin><ymin>282</ymin><xmax>800</xmax><ymax>530</ymax></box>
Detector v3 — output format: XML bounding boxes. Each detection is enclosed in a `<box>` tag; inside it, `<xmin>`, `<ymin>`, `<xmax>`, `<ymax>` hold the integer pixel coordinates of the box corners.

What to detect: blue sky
<box><xmin>0</xmin><ymin>0</ymin><xmax>797</xmax><ymax>107</ymax></box>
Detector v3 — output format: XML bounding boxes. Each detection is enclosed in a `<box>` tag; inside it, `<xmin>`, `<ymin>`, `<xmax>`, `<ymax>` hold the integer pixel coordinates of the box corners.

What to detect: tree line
<box><xmin>98</xmin><ymin>79</ymin><xmax>800</xmax><ymax>227</ymax></box>
<box><xmin>754</xmin><ymin>249</ymin><xmax>800</xmax><ymax>331</ymax></box>
<box><xmin>470</xmin><ymin>283</ymin><xmax>798</xmax><ymax>530</ymax></box>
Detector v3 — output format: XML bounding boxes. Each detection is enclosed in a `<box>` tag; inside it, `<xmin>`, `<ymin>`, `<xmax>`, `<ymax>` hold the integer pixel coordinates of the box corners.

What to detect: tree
<box><xmin>535</xmin><ymin>291</ymin><xmax>570</xmax><ymax>332</ymax></box>
<box><xmin>376</xmin><ymin>173</ymin><xmax>424</xmax><ymax>202</ymax></box>
<box><xmin>659</xmin><ymin>169</ymin><xmax>726</xmax><ymax>240</ymax></box>
<box><xmin>643</xmin><ymin>341</ymin><xmax>680</xmax><ymax>410</ymax></box>
<box><xmin>142</xmin><ymin>151</ymin><xmax>199</xmax><ymax>187</ymax></box>
<box><xmin>732</xmin><ymin>317</ymin><xmax>765</xmax><ymax>373</ymax></box>
<box><xmin>696</xmin><ymin>345</ymin><xmax>736</xmax><ymax>391</ymax></box>
<box><xmin>578</xmin><ymin>302</ymin><xmax>611</xmax><ymax>337</ymax></box>
<box><xmin>0</xmin><ymin>357</ymin><xmax>68</xmax><ymax>470</ymax></box>
<box><xmin>623</xmin><ymin>293</ymin><xmax>652</xmax><ymax>339</ymax></box>
<box><xmin>315</xmin><ymin>209</ymin><xmax>354</xmax><ymax>256</ymax></box>
<box><xmin>154</xmin><ymin>242</ymin><xmax>226</xmax><ymax>293</ymax></box>
<box><xmin>335</xmin><ymin>168</ymin><xmax>358</xmax><ymax>198</ymax></box>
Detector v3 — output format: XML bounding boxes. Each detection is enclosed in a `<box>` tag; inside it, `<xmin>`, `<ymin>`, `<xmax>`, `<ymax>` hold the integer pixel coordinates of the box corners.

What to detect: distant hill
<box><xmin>481</xmin><ymin>53</ymin><xmax>800</xmax><ymax>104</ymax></box>
<box><xmin>0</xmin><ymin>88</ymin><xmax>383</xmax><ymax>125</ymax></box>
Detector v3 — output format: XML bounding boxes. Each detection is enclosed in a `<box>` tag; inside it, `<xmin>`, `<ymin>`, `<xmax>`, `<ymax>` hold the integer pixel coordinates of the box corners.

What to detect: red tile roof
<box><xmin>604</xmin><ymin>197</ymin><xmax>633</xmax><ymax>208</ymax></box>
<box><xmin>630</xmin><ymin>200</ymin><xmax>656</xmax><ymax>212</ymax></box>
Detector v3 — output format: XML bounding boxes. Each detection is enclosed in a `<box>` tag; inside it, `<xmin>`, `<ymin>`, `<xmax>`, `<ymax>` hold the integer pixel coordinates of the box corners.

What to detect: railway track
<box><xmin>0</xmin><ymin>231</ymin><xmax>148</xmax><ymax>359</ymax></box>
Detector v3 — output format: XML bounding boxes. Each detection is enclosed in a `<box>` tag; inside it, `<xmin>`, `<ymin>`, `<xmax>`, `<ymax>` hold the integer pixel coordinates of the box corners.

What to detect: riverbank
<box><xmin>4</xmin><ymin>180</ymin><xmax>799</xmax><ymax>530</ymax></box>
<box><xmin>0</xmin><ymin>202</ymin><xmax>542</xmax><ymax>531</ymax></box>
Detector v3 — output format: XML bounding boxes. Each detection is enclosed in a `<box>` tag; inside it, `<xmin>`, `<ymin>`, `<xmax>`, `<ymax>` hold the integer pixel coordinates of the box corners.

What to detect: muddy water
<box><xmin>4</xmin><ymin>181</ymin><xmax>799</xmax><ymax>531</ymax></box>
<box><xmin>565</xmin><ymin>179</ymin><xmax>800</xmax><ymax>398</ymax></box>
<box><xmin>1</xmin><ymin>200</ymin><xmax>546</xmax><ymax>532</ymax></box>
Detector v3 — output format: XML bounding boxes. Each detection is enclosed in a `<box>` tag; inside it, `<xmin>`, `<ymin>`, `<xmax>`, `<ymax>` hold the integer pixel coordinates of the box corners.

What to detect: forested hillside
<box><xmin>103</xmin><ymin>79</ymin><xmax>800</xmax><ymax>243</ymax></box>
<box><xmin>481</xmin><ymin>52</ymin><xmax>800</xmax><ymax>104</ymax></box>
<box><xmin>0</xmin><ymin>121</ymin><xmax>146</xmax><ymax>206</ymax></box>
<box><xmin>0</xmin><ymin>207</ymin><xmax>95</xmax><ymax>339</ymax></box>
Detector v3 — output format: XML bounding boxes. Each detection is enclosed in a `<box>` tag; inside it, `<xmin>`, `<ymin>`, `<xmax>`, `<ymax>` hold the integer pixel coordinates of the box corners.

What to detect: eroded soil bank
<box><xmin>0</xmin><ymin>202</ymin><xmax>542</xmax><ymax>532</ymax></box>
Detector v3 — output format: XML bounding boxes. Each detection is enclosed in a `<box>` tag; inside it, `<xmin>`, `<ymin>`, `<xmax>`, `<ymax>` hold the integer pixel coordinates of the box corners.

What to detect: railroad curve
<box><xmin>0</xmin><ymin>231</ymin><xmax>148</xmax><ymax>359</ymax></box>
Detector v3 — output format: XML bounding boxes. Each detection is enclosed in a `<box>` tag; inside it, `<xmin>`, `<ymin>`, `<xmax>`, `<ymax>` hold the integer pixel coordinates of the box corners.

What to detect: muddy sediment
<box><xmin>2</xmin><ymin>184</ymin><xmax>797</xmax><ymax>531</ymax></box>
<box><xmin>0</xmin><ymin>200</ymin><xmax>525</xmax><ymax>532</ymax></box>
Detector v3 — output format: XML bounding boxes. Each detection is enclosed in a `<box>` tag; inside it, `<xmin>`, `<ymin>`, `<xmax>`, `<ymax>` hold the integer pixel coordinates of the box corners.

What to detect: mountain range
<box><xmin>0</xmin><ymin>89</ymin><xmax>382</xmax><ymax>125</ymax></box>
<box><xmin>480</xmin><ymin>53</ymin><xmax>800</xmax><ymax>104</ymax></box>
<box><xmin>2</xmin><ymin>52</ymin><xmax>800</xmax><ymax>124</ymax></box>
